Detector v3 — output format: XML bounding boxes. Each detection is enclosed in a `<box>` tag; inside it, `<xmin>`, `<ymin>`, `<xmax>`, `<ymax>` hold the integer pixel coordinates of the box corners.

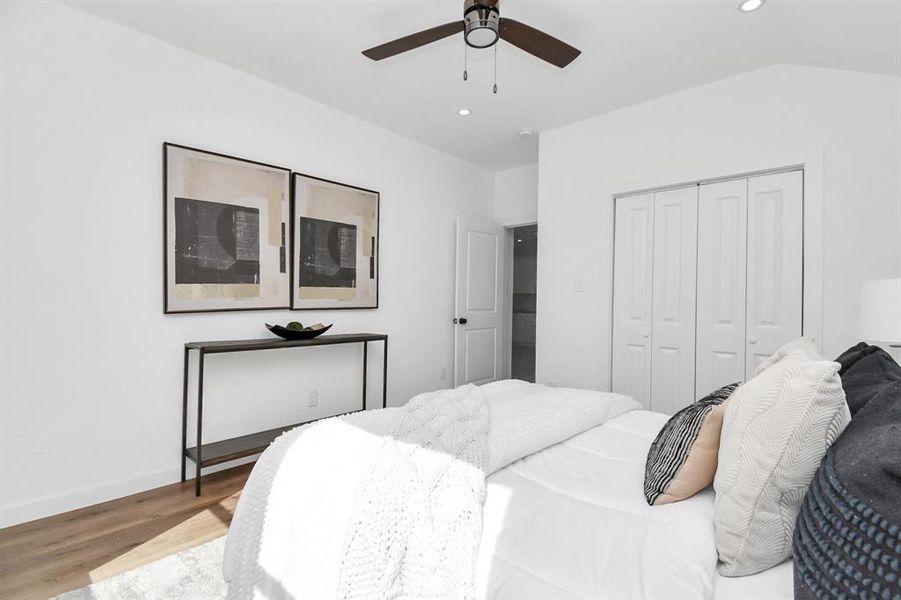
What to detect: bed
<box><xmin>224</xmin><ymin>380</ymin><xmax>794</xmax><ymax>599</ymax></box>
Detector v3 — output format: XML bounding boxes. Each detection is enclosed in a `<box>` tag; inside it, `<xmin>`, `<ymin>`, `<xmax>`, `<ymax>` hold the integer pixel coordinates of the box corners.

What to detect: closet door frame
<box><xmin>605</xmin><ymin>154</ymin><xmax>825</xmax><ymax>393</ymax></box>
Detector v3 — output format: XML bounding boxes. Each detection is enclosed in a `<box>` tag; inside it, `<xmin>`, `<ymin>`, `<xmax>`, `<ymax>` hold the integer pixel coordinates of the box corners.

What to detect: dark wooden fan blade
<box><xmin>499</xmin><ymin>18</ymin><xmax>581</xmax><ymax>68</ymax></box>
<box><xmin>363</xmin><ymin>21</ymin><xmax>464</xmax><ymax>61</ymax></box>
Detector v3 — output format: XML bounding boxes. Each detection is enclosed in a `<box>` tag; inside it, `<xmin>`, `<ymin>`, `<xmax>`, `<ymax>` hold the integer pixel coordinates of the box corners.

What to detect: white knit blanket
<box><xmin>224</xmin><ymin>381</ymin><xmax>640</xmax><ymax>600</ymax></box>
<box><xmin>337</xmin><ymin>385</ymin><xmax>489</xmax><ymax>598</ymax></box>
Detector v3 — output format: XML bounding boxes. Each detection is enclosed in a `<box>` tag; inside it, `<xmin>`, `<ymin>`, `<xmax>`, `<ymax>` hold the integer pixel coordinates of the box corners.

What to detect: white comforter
<box><xmin>475</xmin><ymin>385</ymin><xmax>792</xmax><ymax>600</ymax></box>
<box><xmin>224</xmin><ymin>380</ymin><xmax>639</xmax><ymax>599</ymax></box>
<box><xmin>224</xmin><ymin>380</ymin><xmax>791</xmax><ymax>599</ymax></box>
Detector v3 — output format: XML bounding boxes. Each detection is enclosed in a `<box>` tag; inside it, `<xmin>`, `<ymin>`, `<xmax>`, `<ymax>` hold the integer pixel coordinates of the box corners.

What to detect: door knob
<box><xmin>456</xmin><ymin>317</ymin><xmax>468</xmax><ymax>325</ymax></box>
<box><xmin>642</xmin><ymin>331</ymin><xmax>650</xmax><ymax>338</ymax></box>
<box><xmin>749</xmin><ymin>338</ymin><xmax>757</xmax><ymax>345</ymax></box>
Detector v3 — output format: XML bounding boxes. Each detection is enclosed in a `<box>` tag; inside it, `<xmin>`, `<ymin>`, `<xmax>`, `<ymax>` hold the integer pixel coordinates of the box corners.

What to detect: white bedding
<box><xmin>714</xmin><ymin>561</ymin><xmax>792</xmax><ymax>599</ymax></box>
<box><xmin>225</xmin><ymin>380</ymin><xmax>793</xmax><ymax>599</ymax></box>
<box><xmin>476</xmin><ymin>402</ymin><xmax>793</xmax><ymax>599</ymax></box>
<box><xmin>224</xmin><ymin>380</ymin><xmax>640</xmax><ymax>599</ymax></box>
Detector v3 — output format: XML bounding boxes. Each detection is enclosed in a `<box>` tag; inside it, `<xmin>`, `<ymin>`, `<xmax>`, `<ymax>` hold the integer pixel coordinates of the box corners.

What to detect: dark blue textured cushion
<box><xmin>793</xmin><ymin>344</ymin><xmax>901</xmax><ymax>599</ymax></box>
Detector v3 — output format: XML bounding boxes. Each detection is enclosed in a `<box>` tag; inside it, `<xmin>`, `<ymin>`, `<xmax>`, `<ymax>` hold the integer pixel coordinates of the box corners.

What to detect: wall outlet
<box><xmin>307</xmin><ymin>389</ymin><xmax>319</xmax><ymax>408</ymax></box>
<box><xmin>439</xmin><ymin>366</ymin><xmax>448</xmax><ymax>381</ymax></box>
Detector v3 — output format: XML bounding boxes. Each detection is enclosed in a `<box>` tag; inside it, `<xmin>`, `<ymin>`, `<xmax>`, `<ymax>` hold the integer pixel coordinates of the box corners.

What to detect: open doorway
<box><xmin>510</xmin><ymin>224</ymin><xmax>537</xmax><ymax>382</ymax></box>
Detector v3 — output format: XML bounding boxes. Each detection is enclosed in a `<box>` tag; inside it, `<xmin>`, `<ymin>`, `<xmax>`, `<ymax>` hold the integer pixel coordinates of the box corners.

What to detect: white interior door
<box><xmin>650</xmin><ymin>186</ymin><xmax>698</xmax><ymax>414</ymax></box>
<box><xmin>746</xmin><ymin>171</ymin><xmax>803</xmax><ymax>374</ymax></box>
<box><xmin>696</xmin><ymin>178</ymin><xmax>748</xmax><ymax>394</ymax></box>
<box><xmin>612</xmin><ymin>193</ymin><xmax>655</xmax><ymax>408</ymax></box>
<box><xmin>454</xmin><ymin>218</ymin><xmax>505</xmax><ymax>386</ymax></box>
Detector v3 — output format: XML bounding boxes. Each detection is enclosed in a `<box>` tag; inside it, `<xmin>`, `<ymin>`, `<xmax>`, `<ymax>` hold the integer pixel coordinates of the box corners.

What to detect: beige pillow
<box><xmin>714</xmin><ymin>351</ymin><xmax>850</xmax><ymax>576</ymax></box>
<box><xmin>752</xmin><ymin>336</ymin><xmax>822</xmax><ymax>377</ymax></box>
<box><xmin>644</xmin><ymin>383</ymin><xmax>739</xmax><ymax>505</ymax></box>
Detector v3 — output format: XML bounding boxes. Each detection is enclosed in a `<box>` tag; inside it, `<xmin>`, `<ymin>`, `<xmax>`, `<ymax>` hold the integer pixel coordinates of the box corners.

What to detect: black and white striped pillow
<box><xmin>644</xmin><ymin>383</ymin><xmax>740</xmax><ymax>506</ymax></box>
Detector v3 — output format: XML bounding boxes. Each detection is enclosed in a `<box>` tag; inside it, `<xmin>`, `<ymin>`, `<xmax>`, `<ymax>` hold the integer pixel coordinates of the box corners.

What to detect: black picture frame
<box><xmin>290</xmin><ymin>172</ymin><xmax>380</xmax><ymax>310</ymax></box>
<box><xmin>163</xmin><ymin>142</ymin><xmax>292</xmax><ymax>314</ymax></box>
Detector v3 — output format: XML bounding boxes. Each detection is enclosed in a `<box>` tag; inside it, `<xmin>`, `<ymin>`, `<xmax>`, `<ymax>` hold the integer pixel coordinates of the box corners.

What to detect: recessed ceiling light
<box><xmin>516</xmin><ymin>238</ymin><xmax>523</xmax><ymax>243</ymax></box>
<box><xmin>738</xmin><ymin>0</ymin><xmax>764</xmax><ymax>12</ymax></box>
<box><xmin>518</xmin><ymin>128</ymin><xmax>536</xmax><ymax>138</ymax></box>
<box><xmin>458</xmin><ymin>108</ymin><xmax>471</xmax><ymax>116</ymax></box>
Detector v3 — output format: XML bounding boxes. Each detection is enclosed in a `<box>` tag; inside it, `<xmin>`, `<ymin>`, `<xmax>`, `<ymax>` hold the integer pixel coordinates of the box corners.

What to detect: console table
<box><xmin>181</xmin><ymin>333</ymin><xmax>388</xmax><ymax>495</ymax></box>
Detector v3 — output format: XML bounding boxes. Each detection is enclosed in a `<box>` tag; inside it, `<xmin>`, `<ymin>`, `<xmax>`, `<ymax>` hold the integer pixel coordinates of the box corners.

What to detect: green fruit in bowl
<box><xmin>286</xmin><ymin>321</ymin><xmax>304</xmax><ymax>331</ymax></box>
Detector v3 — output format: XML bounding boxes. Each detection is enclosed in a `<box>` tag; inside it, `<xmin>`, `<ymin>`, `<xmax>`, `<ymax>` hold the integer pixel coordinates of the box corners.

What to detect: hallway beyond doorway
<box><xmin>510</xmin><ymin>224</ymin><xmax>537</xmax><ymax>382</ymax></box>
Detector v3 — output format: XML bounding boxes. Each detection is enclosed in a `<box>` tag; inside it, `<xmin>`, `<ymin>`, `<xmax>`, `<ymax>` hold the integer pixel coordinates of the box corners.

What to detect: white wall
<box><xmin>537</xmin><ymin>64</ymin><xmax>901</xmax><ymax>390</ymax></box>
<box><xmin>0</xmin><ymin>1</ymin><xmax>494</xmax><ymax>526</ymax></box>
<box><xmin>494</xmin><ymin>163</ymin><xmax>538</xmax><ymax>226</ymax></box>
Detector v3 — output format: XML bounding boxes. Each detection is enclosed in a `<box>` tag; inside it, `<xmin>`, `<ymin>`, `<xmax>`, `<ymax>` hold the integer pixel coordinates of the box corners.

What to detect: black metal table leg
<box><xmin>179</xmin><ymin>334</ymin><xmax>388</xmax><ymax>491</ymax></box>
<box><xmin>382</xmin><ymin>338</ymin><xmax>388</xmax><ymax>409</ymax></box>
<box><xmin>362</xmin><ymin>341</ymin><xmax>368</xmax><ymax>411</ymax></box>
<box><xmin>181</xmin><ymin>346</ymin><xmax>189</xmax><ymax>482</ymax></box>
<box><xmin>195</xmin><ymin>349</ymin><xmax>205</xmax><ymax>496</ymax></box>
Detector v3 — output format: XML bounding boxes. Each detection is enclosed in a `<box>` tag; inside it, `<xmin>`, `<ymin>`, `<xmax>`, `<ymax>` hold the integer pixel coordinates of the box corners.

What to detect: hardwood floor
<box><xmin>0</xmin><ymin>465</ymin><xmax>251</xmax><ymax>600</ymax></box>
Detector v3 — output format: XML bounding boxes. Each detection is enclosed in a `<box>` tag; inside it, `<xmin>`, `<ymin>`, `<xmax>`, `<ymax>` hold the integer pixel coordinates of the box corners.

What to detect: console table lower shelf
<box><xmin>181</xmin><ymin>333</ymin><xmax>388</xmax><ymax>495</ymax></box>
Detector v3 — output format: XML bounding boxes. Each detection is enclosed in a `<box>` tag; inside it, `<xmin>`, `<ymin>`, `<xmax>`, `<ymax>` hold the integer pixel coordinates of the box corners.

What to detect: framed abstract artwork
<box><xmin>291</xmin><ymin>174</ymin><xmax>379</xmax><ymax>310</ymax></box>
<box><xmin>163</xmin><ymin>143</ymin><xmax>291</xmax><ymax>313</ymax></box>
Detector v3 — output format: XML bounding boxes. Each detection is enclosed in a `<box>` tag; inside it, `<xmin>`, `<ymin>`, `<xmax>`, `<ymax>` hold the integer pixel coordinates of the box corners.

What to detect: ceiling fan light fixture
<box><xmin>463</xmin><ymin>0</ymin><xmax>500</xmax><ymax>49</ymax></box>
<box><xmin>738</xmin><ymin>0</ymin><xmax>765</xmax><ymax>12</ymax></box>
<box><xmin>361</xmin><ymin>0</ymin><xmax>581</xmax><ymax>71</ymax></box>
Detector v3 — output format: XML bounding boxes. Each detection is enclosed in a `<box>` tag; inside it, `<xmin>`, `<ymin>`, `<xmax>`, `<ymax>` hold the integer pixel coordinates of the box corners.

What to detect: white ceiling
<box><xmin>65</xmin><ymin>0</ymin><xmax>901</xmax><ymax>171</ymax></box>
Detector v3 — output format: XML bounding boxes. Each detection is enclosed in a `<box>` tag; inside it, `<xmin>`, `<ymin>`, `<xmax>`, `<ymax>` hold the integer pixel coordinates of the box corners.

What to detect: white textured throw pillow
<box><xmin>754</xmin><ymin>335</ymin><xmax>826</xmax><ymax>377</ymax></box>
<box><xmin>714</xmin><ymin>351</ymin><xmax>850</xmax><ymax>576</ymax></box>
<box><xmin>752</xmin><ymin>336</ymin><xmax>822</xmax><ymax>377</ymax></box>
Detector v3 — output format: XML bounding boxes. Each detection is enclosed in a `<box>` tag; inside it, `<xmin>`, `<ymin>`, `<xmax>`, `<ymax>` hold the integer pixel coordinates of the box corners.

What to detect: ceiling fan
<box><xmin>362</xmin><ymin>0</ymin><xmax>581</xmax><ymax>70</ymax></box>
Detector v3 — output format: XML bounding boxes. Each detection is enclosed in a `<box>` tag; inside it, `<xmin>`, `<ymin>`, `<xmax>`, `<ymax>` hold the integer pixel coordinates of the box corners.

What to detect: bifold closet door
<box><xmin>612</xmin><ymin>193</ymin><xmax>654</xmax><ymax>408</ymax></box>
<box><xmin>696</xmin><ymin>179</ymin><xmax>748</xmax><ymax>395</ymax></box>
<box><xmin>746</xmin><ymin>171</ymin><xmax>803</xmax><ymax>374</ymax></box>
<box><xmin>650</xmin><ymin>186</ymin><xmax>698</xmax><ymax>414</ymax></box>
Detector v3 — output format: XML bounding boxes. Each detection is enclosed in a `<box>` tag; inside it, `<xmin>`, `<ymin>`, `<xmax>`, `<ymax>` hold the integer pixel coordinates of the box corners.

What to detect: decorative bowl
<box><xmin>265</xmin><ymin>322</ymin><xmax>332</xmax><ymax>340</ymax></box>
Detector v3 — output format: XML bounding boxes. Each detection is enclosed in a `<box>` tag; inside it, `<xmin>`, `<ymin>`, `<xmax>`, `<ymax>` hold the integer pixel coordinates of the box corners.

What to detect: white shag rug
<box><xmin>55</xmin><ymin>537</ymin><xmax>226</xmax><ymax>600</ymax></box>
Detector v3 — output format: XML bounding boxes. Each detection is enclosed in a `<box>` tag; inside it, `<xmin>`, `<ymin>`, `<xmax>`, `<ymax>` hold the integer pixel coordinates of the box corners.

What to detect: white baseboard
<box><xmin>0</xmin><ymin>467</ymin><xmax>178</xmax><ymax>528</ymax></box>
<box><xmin>0</xmin><ymin>456</ymin><xmax>258</xmax><ymax>528</ymax></box>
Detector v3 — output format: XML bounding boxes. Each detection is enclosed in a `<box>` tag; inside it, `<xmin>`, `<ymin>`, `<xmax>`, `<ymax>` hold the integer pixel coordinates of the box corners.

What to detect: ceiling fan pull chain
<box><xmin>493</xmin><ymin>43</ymin><xmax>498</xmax><ymax>94</ymax></box>
<box><xmin>463</xmin><ymin>43</ymin><xmax>469</xmax><ymax>81</ymax></box>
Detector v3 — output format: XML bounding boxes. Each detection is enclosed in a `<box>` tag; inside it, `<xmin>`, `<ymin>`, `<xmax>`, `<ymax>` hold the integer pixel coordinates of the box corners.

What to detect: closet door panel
<box><xmin>612</xmin><ymin>193</ymin><xmax>654</xmax><ymax>408</ymax></box>
<box><xmin>747</xmin><ymin>171</ymin><xmax>803</xmax><ymax>374</ymax></box>
<box><xmin>650</xmin><ymin>186</ymin><xmax>698</xmax><ymax>414</ymax></box>
<box><xmin>696</xmin><ymin>179</ymin><xmax>748</xmax><ymax>394</ymax></box>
